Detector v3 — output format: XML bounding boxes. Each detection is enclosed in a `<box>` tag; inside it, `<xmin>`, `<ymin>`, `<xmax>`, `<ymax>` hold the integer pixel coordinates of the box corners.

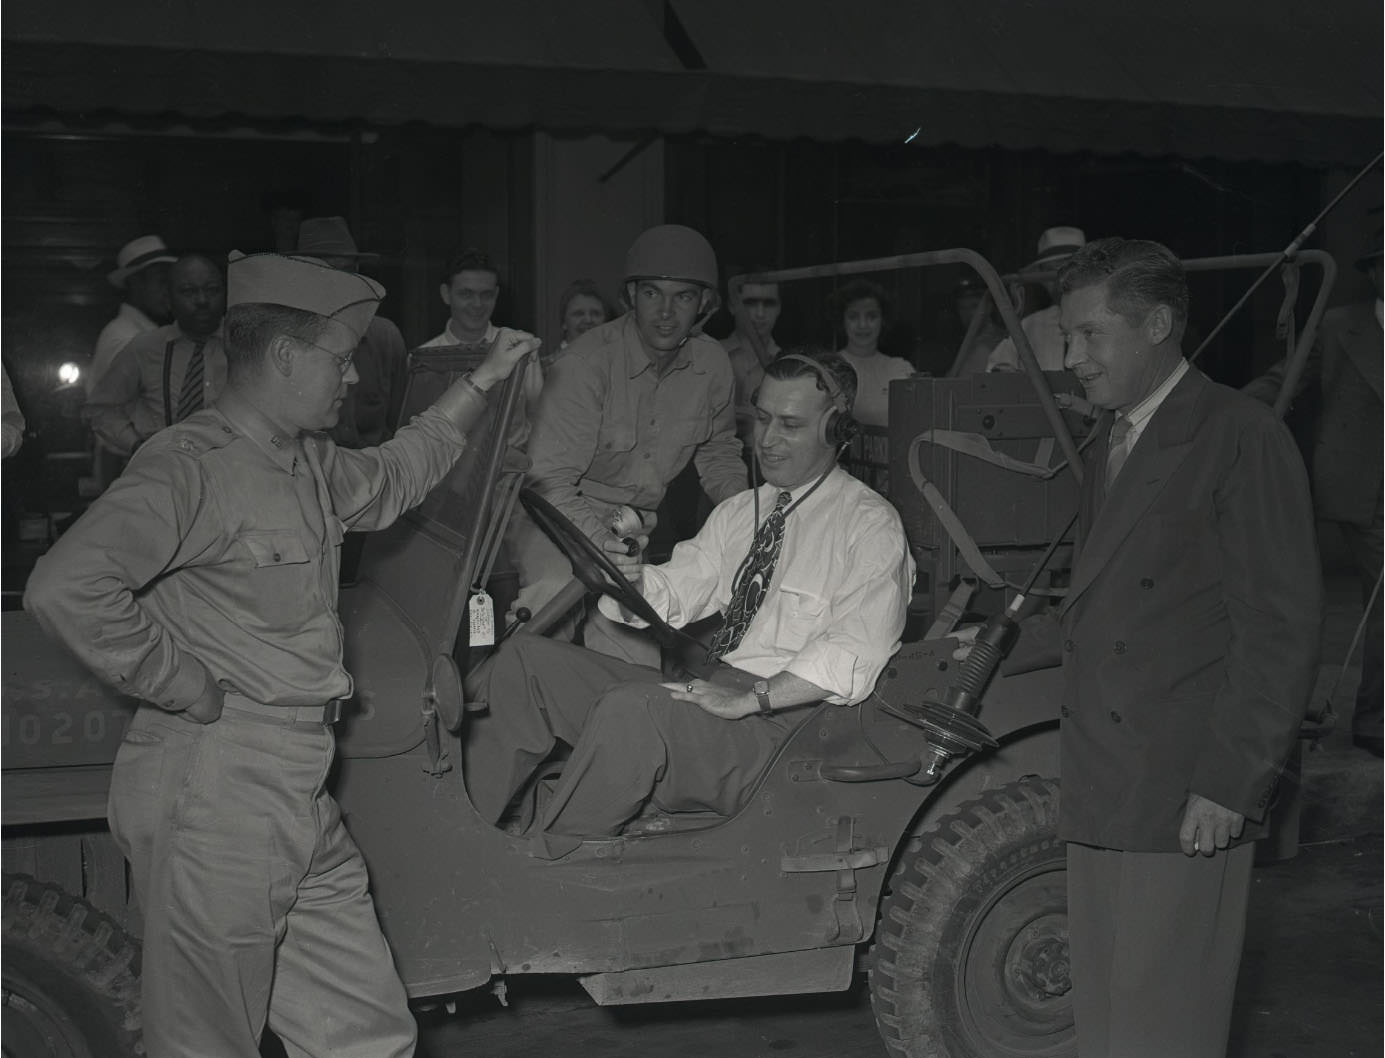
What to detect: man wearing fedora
<box><xmin>1245</xmin><ymin>234</ymin><xmax>1383</xmax><ymax>755</ymax></box>
<box><xmin>87</xmin><ymin>235</ymin><xmax>177</xmax><ymax>394</ymax></box>
<box><xmin>86</xmin><ymin>252</ymin><xmax>228</xmax><ymax>460</ymax></box>
<box><xmin>296</xmin><ymin>216</ymin><xmax>408</xmax><ymax>448</ymax></box>
<box><xmin>986</xmin><ymin>225</ymin><xmax>1088</xmax><ymax>372</ymax></box>
<box><xmin>26</xmin><ymin>249</ymin><xmax>541</xmax><ymax>1057</ymax></box>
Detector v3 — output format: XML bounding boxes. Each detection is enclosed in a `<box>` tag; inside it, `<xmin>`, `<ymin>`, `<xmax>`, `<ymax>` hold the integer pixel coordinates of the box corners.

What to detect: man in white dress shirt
<box><xmin>88</xmin><ymin>234</ymin><xmax>176</xmax><ymax>393</ymax></box>
<box><xmin>464</xmin><ymin>349</ymin><xmax>914</xmax><ymax>855</ymax></box>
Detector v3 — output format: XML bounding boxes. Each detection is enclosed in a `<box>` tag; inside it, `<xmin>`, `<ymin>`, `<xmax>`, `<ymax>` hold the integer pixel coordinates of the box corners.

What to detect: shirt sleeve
<box><xmin>692</xmin><ymin>358</ymin><xmax>749</xmax><ymax>504</ymax></box>
<box><xmin>783</xmin><ymin>510</ymin><xmax>914</xmax><ymax>704</ymax></box>
<box><xmin>527</xmin><ymin>353</ymin><xmax>611</xmax><ymax>540</ymax></box>
<box><xmin>325</xmin><ymin>376</ymin><xmax>490</xmax><ymax>531</ymax></box>
<box><xmin>23</xmin><ymin>446</ymin><xmax>225</xmax><ymax>712</ymax></box>
<box><xmin>84</xmin><ymin>340</ymin><xmax>146</xmax><ymax>455</ymax></box>
<box><xmin>597</xmin><ymin>505</ymin><xmax>734</xmax><ymax>629</ymax></box>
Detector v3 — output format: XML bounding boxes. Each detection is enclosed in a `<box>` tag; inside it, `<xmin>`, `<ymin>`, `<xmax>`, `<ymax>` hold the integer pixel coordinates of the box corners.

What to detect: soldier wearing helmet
<box><xmin>518</xmin><ymin>224</ymin><xmax>747</xmax><ymax>663</ymax></box>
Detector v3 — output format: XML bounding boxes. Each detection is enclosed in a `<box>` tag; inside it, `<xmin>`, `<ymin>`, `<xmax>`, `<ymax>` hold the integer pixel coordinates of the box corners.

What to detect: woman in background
<box><xmin>833</xmin><ymin>279</ymin><xmax>912</xmax><ymax>427</ymax></box>
<box><xmin>557</xmin><ymin>279</ymin><xmax>616</xmax><ymax>351</ymax></box>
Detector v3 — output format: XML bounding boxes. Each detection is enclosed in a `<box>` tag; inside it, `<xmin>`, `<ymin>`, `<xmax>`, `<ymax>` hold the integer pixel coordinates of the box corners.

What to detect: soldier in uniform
<box><xmin>517</xmin><ymin>224</ymin><xmax>747</xmax><ymax>662</ymax></box>
<box><xmin>26</xmin><ymin>250</ymin><xmax>539</xmax><ymax>1058</ymax></box>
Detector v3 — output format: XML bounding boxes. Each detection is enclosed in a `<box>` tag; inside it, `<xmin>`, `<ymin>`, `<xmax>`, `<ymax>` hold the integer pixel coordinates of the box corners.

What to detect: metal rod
<box><xmin>1189</xmin><ymin>152</ymin><xmax>1382</xmax><ymax>365</ymax></box>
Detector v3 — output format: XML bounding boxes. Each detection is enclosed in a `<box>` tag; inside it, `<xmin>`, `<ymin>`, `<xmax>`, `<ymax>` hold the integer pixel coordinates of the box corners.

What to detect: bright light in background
<box><xmin>903</xmin><ymin>127</ymin><xmax>921</xmax><ymax>144</ymax></box>
<box><xmin>57</xmin><ymin>362</ymin><xmax>82</xmax><ymax>386</ymax></box>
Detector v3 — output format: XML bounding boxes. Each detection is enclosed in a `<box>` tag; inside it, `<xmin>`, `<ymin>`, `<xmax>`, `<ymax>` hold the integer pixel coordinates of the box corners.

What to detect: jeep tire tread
<box><xmin>2</xmin><ymin>873</ymin><xmax>143</xmax><ymax>1058</ymax></box>
<box><xmin>869</xmin><ymin>776</ymin><xmax>1074</xmax><ymax>1058</ymax></box>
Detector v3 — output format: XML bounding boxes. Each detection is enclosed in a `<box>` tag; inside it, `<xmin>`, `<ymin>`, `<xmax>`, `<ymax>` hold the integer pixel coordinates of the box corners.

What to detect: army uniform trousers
<box><xmin>108</xmin><ymin>703</ymin><xmax>416</xmax><ymax>1058</ymax></box>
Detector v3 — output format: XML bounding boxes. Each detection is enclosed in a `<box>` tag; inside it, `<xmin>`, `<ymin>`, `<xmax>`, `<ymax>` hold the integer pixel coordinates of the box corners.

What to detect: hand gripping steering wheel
<box><xmin>517</xmin><ymin>488</ymin><xmax>681</xmax><ymax>648</ymax></box>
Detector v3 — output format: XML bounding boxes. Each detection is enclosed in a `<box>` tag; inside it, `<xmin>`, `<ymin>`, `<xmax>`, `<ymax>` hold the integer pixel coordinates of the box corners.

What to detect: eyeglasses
<box><xmin>292</xmin><ymin>335</ymin><xmax>358</xmax><ymax>376</ymax></box>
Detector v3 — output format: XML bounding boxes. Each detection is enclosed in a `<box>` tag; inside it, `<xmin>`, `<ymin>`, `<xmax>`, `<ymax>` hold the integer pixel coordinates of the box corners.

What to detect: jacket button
<box><xmin>272</xmin><ymin>552</ymin><xmax>282</xmax><ymax>562</ymax></box>
<box><xmin>1109</xmin><ymin>710</ymin><xmax>1122</xmax><ymax>723</ymax></box>
<box><xmin>1140</xmin><ymin>577</ymin><xmax>1154</xmax><ymax>588</ymax></box>
<box><xmin>1113</xmin><ymin>641</ymin><xmax>1126</xmax><ymax>654</ymax></box>
<box><xmin>1063</xmin><ymin>639</ymin><xmax>1074</xmax><ymax>653</ymax></box>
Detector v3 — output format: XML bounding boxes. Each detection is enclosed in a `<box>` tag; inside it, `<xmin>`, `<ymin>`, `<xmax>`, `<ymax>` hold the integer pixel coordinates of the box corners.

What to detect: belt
<box><xmin>221</xmin><ymin>693</ymin><xmax>344</xmax><ymax>726</ymax></box>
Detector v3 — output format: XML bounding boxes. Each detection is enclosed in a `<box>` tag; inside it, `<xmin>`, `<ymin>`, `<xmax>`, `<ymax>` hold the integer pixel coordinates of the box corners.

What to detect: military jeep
<box><xmin>1</xmin><ymin>247</ymin><xmax>1329</xmax><ymax>1058</ymax></box>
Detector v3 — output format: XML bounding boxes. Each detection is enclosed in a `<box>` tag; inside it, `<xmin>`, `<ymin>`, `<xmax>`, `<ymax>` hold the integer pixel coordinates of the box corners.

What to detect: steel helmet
<box><xmin>623</xmin><ymin>224</ymin><xmax>718</xmax><ymax>290</ymax></box>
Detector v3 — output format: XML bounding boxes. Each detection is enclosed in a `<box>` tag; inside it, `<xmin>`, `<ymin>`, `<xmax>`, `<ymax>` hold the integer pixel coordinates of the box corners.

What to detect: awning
<box><xmin>3</xmin><ymin>0</ymin><xmax>1379</xmax><ymax>166</ymax></box>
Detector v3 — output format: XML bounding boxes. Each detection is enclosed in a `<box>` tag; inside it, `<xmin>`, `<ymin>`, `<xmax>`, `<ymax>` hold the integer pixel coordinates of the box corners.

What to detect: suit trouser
<box><xmin>1339</xmin><ymin>504</ymin><xmax>1383</xmax><ymax>736</ymax></box>
<box><xmin>1066</xmin><ymin>841</ymin><xmax>1254</xmax><ymax>1058</ymax></box>
<box><xmin>108</xmin><ymin>705</ymin><xmax>415</xmax><ymax>1058</ymax></box>
<box><xmin>464</xmin><ymin>637</ymin><xmax>796</xmax><ymax>843</ymax></box>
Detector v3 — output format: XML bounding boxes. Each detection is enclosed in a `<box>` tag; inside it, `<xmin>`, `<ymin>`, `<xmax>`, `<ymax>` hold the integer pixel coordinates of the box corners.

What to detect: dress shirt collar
<box><xmin>213</xmin><ymin>390</ymin><xmax>301</xmax><ymax>474</ymax></box>
<box><xmin>170</xmin><ymin>320</ymin><xmax>225</xmax><ymax>345</ymax></box>
<box><xmin>1119</xmin><ymin>357</ymin><xmax>1188</xmax><ymax>450</ymax></box>
<box><xmin>443</xmin><ymin>319</ymin><xmax>498</xmax><ymax>346</ymax></box>
<box><xmin>752</xmin><ymin>464</ymin><xmax>847</xmax><ymax>515</ymax></box>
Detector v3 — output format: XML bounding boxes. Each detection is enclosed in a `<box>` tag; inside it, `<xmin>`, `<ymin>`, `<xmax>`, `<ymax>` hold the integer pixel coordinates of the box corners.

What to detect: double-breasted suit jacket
<box><xmin>1056</xmin><ymin>367</ymin><xmax>1323</xmax><ymax>852</ymax></box>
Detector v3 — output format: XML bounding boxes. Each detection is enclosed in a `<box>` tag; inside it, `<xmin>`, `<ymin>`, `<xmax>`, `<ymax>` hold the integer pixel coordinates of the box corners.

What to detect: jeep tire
<box><xmin>2</xmin><ymin>873</ymin><xmax>143</xmax><ymax>1058</ymax></box>
<box><xmin>869</xmin><ymin>776</ymin><xmax>1074</xmax><ymax>1058</ymax></box>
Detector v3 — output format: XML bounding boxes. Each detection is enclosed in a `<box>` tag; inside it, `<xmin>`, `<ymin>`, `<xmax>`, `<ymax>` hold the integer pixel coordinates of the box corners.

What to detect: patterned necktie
<box><xmin>1105</xmin><ymin>416</ymin><xmax>1133</xmax><ymax>489</ymax></box>
<box><xmin>176</xmin><ymin>340</ymin><xmax>207</xmax><ymax>421</ymax></box>
<box><xmin>707</xmin><ymin>490</ymin><xmax>792</xmax><ymax>662</ymax></box>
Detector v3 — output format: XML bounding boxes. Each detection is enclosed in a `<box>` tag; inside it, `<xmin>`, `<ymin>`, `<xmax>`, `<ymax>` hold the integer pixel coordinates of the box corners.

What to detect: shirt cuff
<box><xmin>149</xmin><ymin>653</ymin><xmax>215</xmax><ymax>714</ymax></box>
<box><xmin>429</xmin><ymin>375</ymin><xmax>491</xmax><ymax>435</ymax></box>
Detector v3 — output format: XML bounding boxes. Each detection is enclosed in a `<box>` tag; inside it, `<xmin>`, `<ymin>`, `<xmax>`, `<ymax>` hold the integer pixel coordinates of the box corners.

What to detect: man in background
<box><xmin>1244</xmin><ymin>234</ymin><xmax>1382</xmax><ymax>755</ymax></box>
<box><xmin>987</xmin><ymin>226</ymin><xmax>1086</xmax><ymax>372</ymax></box>
<box><xmin>422</xmin><ymin>248</ymin><xmax>503</xmax><ymax>350</ymax></box>
<box><xmin>85</xmin><ymin>253</ymin><xmax>227</xmax><ymax>460</ymax></box>
<box><xmin>297</xmin><ymin>216</ymin><xmax>408</xmax><ymax>448</ymax></box>
<box><xmin>422</xmin><ymin>248</ymin><xmax>542</xmax><ymax>445</ymax></box>
<box><xmin>87</xmin><ymin>235</ymin><xmax>176</xmax><ymax>393</ymax></box>
<box><xmin>721</xmin><ymin>269</ymin><xmax>782</xmax><ymax>448</ymax></box>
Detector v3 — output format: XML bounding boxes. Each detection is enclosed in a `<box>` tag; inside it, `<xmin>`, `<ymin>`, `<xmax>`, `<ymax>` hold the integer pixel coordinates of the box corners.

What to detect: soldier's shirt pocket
<box><xmin>241</xmin><ymin>529</ymin><xmax>311</xmax><ymax>568</ymax></box>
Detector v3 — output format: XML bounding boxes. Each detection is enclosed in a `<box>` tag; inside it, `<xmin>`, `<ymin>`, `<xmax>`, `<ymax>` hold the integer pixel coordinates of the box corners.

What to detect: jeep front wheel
<box><xmin>869</xmin><ymin>776</ymin><xmax>1073</xmax><ymax>1058</ymax></box>
<box><xmin>2</xmin><ymin>874</ymin><xmax>143</xmax><ymax>1058</ymax></box>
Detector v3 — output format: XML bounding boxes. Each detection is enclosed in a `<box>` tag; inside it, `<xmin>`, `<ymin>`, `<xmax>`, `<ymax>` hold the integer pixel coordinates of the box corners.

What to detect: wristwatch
<box><xmin>753</xmin><ymin>680</ymin><xmax>772</xmax><ymax>714</ymax></box>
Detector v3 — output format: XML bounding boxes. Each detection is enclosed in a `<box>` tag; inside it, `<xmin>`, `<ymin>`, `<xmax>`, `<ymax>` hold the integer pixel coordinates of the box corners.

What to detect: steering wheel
<box><xmin>517</xmin><ymin>488</ymin><xmax>682</xmax><ymax>649</ymax></box>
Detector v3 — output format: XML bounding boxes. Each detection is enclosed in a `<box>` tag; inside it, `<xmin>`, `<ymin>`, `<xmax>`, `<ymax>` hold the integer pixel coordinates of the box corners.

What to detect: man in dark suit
<box><xmin>1244</xmin><ymin>240</ymin><xmax>1382</xmax><ymax>753</ymax></box>
<box><xmin>1051</xmin><ymin>238</ymin><xmax>1322</xmax><ymax>1058</ymax></box>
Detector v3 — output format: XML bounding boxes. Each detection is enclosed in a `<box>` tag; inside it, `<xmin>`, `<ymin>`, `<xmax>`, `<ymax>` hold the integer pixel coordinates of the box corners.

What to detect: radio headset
<box><xmin>746</xmin><ymin>352</ymin><xmax>859</xmax><ymax>532</ymax></box>
<box><xmin>774</xmin><ymin>352</ymin><xmax>860</xmax><ymax>450</ymax></box>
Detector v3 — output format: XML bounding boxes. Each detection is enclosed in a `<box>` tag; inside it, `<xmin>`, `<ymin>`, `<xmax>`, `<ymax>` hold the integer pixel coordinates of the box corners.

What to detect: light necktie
<box><xmin>707</xmin><ymin>490</ymin><xmax>792</xmax><ymax>662</ymax></box>
<box><xmin>176</xmin><ymin>340</ymin><xmax>207</xmax><ymax>421</ymax></box>
<box><xmin>1105</xmin><ymin>416</ymin><xmax>1133</xmax><ymax>489</ymax></box>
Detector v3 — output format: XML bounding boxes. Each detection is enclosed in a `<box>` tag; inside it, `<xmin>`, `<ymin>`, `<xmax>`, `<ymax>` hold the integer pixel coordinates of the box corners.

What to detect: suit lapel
<box><xmin>1060</xmin><ymin>370</ymin><xmax>1205</xmax><ymax>618</ymax></box>
<box><xmin>1339</xmin><ymin>305</ymin><xmax>1383</xmax><ymax>401</ymax></box>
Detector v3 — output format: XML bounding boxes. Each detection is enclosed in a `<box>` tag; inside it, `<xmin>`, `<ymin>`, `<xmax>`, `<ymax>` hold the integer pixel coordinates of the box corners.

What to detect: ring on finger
<box><xmin>686</xmin><ymin>682</ymin><xmax>694</xmax><ymax>692</ymax></box>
